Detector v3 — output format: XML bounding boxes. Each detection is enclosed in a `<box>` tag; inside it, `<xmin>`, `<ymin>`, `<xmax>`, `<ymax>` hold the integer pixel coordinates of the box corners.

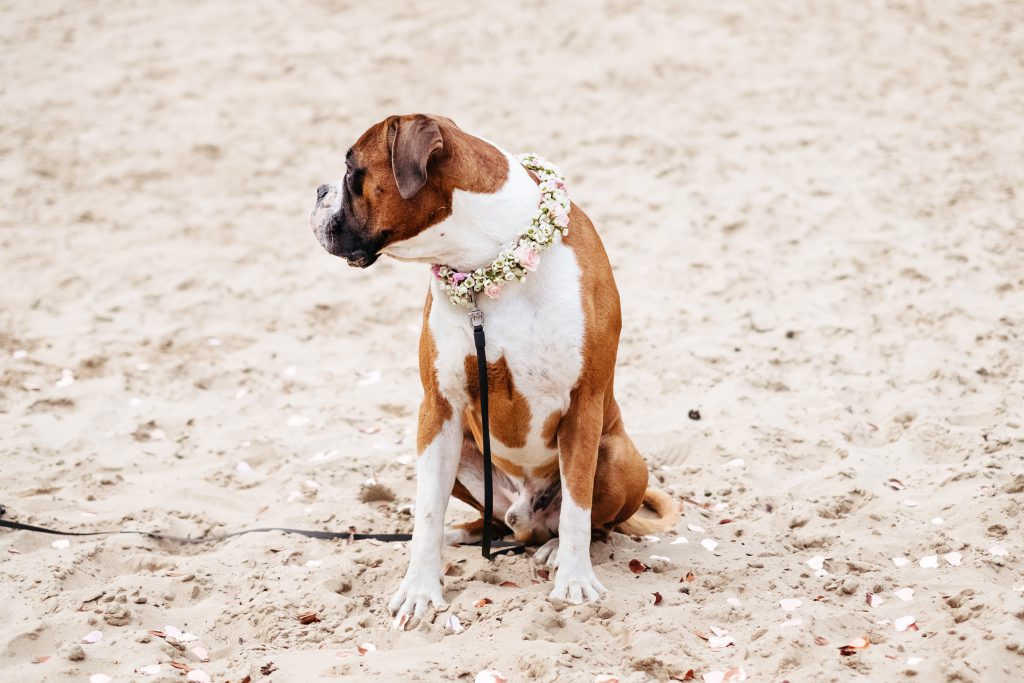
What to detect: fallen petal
<box><xmin>652</xmin><ymin>592</ymin><xmax>663</xmax><ymax>605</ymax></box>
<box><xmin>445</xmin><ymin>615</ymin><xmax>464</xmax><ymax>634</ymax></box>
<box><xmin>894</xmin><ymin>615</ymin><xmax>916</xmax><ymax>632</ymax></box>
<box><xmin>32</xmin><ymin>655</ymin><xmax>50</xmax><ymax>664</ymax></box>
<box><xmin>593</xmin><ymin>676</ymin><xmax>620</xmax><ymax>683</ymax></box>
<box><xmin>82</xmin><ymin>630</ymin><xmax>103</xmax><ymax>644</ymax></box>
<box><xmin>137</xmin><ymin>664</ymin><xmax>162</xmax><ymax>675</ymax></box>
<box><xmin>722</xmin><ymin>666</ymin><xmax>748</xmax><ymax>682</ymax></box>
<box><xmin>887</xmin><ymin>479</ymin><xmax>905</xmax><ymax>490</ymax></box>
<box><xmin>806</xmin><ymin>555</ymin><xmax>825</xmax><ymax>570</ymax></box>
<box><xmin>475</xmin><ymin>670</ymin><xmax>508</xmax><ymax>683</ymax></box>
<box><xmin>703</xmin><ymin>673</ymin><xmax>725</xmax><ymax>683</ymax></box>
<box><xmin>989</xmin><ymin>545</ymin><xmax>1008</xmax><ymax>557</ymax></box>
<box><xmin>931</xmin><ymin>517</ymin><xmax>943</xmax><ymax>525</ymax></box>
<box><xmin>780</xmin><ymin>598</ymin><xmax>801</xmax><ymax>611</ymax></box>
<box><xmin>780</xmin><ymin>618</ymin><xmax>802</xmax><ymax>628</ymax></box>
<box><xmin>670</xmin><ymin>537</ymin><xmax>689</xmax><ymax>545</ymax></box>
<box><xmin>708</xmin><ymin>635</ymin><xmax>736</xmax><ymax>649</ymax></box>
<box><xmin>814</xmin><ymin>635</ymin><xmax>829</xmax><ymax>646</ymax></box>
<box><xmin>190</xmin><ymin>646</ymin><xmax>209</xmax><ymax>662</ymax></box>
<box><xmin>893</xmin><ymin>588</ymin><xmax>914</xmax><ymax>601</ymax></box>
<box><xmin>51</xmin><ymin>540</ymin><xmax>70</xmax><ymax>549</ymax></box>
<box><xmin>866</xmin><ymin>593</ymin><xmax>885</xmax><ymax>608</ymax></box>
<box><xmin>357</xmin><ymin>643</ymin><xmax>376</xmax><ymax>655</ymax></box>
<box><xmin>943</xmin><ymin>552</ymin><xmax>962</xmax><ymax>566</ymax></box>
<box><xmin>186</xmin><ymin>671</ymin><xmax>212</xmax><ymax>683</ymax></box>
<box><xmin>700</xmin><ymin>538</ymin><xmax>718</xmax><ymax>552</ymax></box>
<box><xmin>903</xmin><ymin>499</ymin><xmax>919</xmax><ymax>507</ymax></box>
<box><xmin>727</xmin><ymin>596</ymin><xmax>742</xmax><ymax>608</ymax></box>
<box><xmin>89</xmin><ymin>676</ymin><xmax>112</xmax><ymax>683</ymax></box>
<box><xmin>919</xmin><ymin>555</ymin><xmax>938</xmax><ymax>569</ymax></box>
<box><xmin>687</xmin><ymin>524</ymin><xmax>705</xmax><ymax>533</ymax></box>
<box><xmin>473</xmin><ymin>598</ymin><xmax>493</xmax><ymax>608</ymax></box>
<box><xmin>628</xmin><ymin>559</ymin><xmax>648</xmax><ymax>574</ymax></box>
<box><xmin>892</xmin><ymin>557</ymin><xmax>910</xmax><ymax>567</ymax></box>
<box><xmin>907</xmin><ymin>656</ymin><xmax>923</xmax><ymax>666</ymax></box>
<box><xmin>847</xmin><ymin>636</ymin><xmax>870</xmax><ymax>649</ymax></box>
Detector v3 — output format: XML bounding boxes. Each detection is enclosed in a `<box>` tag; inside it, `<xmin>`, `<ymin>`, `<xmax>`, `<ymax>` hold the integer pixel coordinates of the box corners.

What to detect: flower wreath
<box><xmin>431</xmin><ymin>153</ymin><xmax>570</xmax><ymax>306</ymax></box>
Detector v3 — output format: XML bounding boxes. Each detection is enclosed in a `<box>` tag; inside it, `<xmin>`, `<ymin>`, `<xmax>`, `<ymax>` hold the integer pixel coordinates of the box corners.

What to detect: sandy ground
<box><xmin>2</xmin><ymin>1</ymin><xmax>1023</xmax><ymax>681</ymax></box>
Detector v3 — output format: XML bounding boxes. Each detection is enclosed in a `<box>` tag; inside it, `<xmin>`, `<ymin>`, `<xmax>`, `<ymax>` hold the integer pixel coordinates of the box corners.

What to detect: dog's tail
<box><xmin>615</xmin><ymin>488</ymin><xmax>680</xmax><ymax>536</ymax></box>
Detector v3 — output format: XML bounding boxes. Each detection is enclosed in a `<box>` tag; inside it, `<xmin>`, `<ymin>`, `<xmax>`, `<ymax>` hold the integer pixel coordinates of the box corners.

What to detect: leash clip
<box><xmin>467</xmin><ymin>293</ymin><xmax>484</xmax><ymax>328</ymax></box>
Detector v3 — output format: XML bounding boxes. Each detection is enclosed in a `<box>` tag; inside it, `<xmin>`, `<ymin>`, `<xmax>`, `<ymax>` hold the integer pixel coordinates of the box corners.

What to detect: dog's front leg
<box><xmin>550</xmin><ymin>396</ymin><xmax>607</xmax><ymax>604</ymax></box>
<box><xmin>388</xmin><ymin>418</ymin><xmax>462</xmax><ymax>619</ymax></box>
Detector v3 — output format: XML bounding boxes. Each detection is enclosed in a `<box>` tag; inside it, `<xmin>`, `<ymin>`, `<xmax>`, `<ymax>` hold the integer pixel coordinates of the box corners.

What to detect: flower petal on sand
<box><xmin>137</xmin><ymin>664</ymin><xmax>162</xmax><ymax>675</ymax></box>
<box><xmin>593</xmin><ymin>675</ymin><xmax>620</xmax><ymax>683</ymax></box>
<box><xmin>186</xmin><ymin>671</ymin><xmax>212</xmax><ymax>683</ymax></box>
<box><xmin>943</xmin><ymin>552</ymin><xmax>962</xmax><ymax>566</ymax></box>
<box><xmin>445</xmin><ymin>615</ymin><xmax>464</xmax><ymax>634</ymax></box>
<box><xmin>780</xmin><ymin>598</ymin><xmax>801</xmax><ymax>611</ymax></box>
<box><xmin>892</xmin><ymin>557</ymin><xmax>910</xmax><ymax>567</ymax></box>
<box><xmin>918</xmin><ymin>555</ymin><xmax>938</xmax><ymax>569</ymax></box>
<box><xmin>82</xmin><ymin>630</ymin><xmax>103</xmax><ymax>644</ymax></box>
<box><xmin>806</xmin><ymin>555</ymin><xmax>825</xmax><ymax>570</ymax></box>
<box><xmin>687</xmin><ymin>524</ymin><xmax>705</xmax><ymax>533</ymax></box>
<box><xmin>628</xmin><ymin>559</ymin><xmax>648</xmax><ymax>574</ymax></box>
<box><xmin>866</xmin><ymin>593</ymin><xmax>884</xmax><ymax>607</ymax></box>
<box><xmin>671</xmin><ymin>537</ymin><xmax>689</xmax><ymax>545</ymax></box>
<box><xmin>723</xmin><ymin>667</ymin><xmax>747</xmax><ymax>682</ymax></box>
<box><xmin>894</xmin><ymin>615</ymin><xmax>917</xmax><ymax>632</ymax></box>
<box><xmin>51</xmin><ymin>539</ymin><xmax>70</xmax><ymax>549</ymax></box>
<box><xmin>989</xmin><ymin>544</ymin><xmax>1008</xmax><ymax>557</ymax></box>
<box><xmin>357</xmin><ymin>643</ymin><xmax>376</xmax><ymax>655</ymax></box>
<box><xmin>700</xmin><ymin>539</ymin><xmax>718</xmax><ymax>552</ymax></box>
<box><xmin>727</xmin><ymin>597</ymin><xmax>742</xmax><ymax>608</ymax></box>
<box><xmin>893</xmin><ymin>588</ymin><xmax>914</xmax><ymax>601</ymax></box>
<box><xmin>89</xmin><ymin>676</ymin><xmax>112</xmax><ymax>683</ymax></box>
<box><xmin>475</xmin><ymin>670</ymin><xmax>508</xmax><ymax>683</ymax></box>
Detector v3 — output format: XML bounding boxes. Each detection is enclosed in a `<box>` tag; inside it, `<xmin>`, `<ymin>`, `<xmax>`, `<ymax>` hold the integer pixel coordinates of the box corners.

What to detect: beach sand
<box><xmin>1</xmin><ymin>1</ymin><xmax>1022</xmax><ymax>681</ymax></box>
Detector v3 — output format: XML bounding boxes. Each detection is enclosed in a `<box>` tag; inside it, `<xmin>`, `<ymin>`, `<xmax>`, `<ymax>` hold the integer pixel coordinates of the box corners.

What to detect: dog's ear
<box><xmin>390</xmin><ymin>116</ymin><xmax>444</xmax><ymax>200</ymax></box>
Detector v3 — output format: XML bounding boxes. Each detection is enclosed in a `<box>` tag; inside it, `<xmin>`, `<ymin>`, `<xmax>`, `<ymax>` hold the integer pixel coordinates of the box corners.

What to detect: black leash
<box><xmin>0</xmin><ymin>299</ymin><xmax>524</xmax><ymax>561</ymax></box>
<box><xmin>468</xmin><ymin>299</ymin><xmax>519</xmax><ymax>560</ymax></box>
<box><xmin>0</xmin><ymin>299</ymin><xmax>524</xmax><ymax>559</ymax></box>
<box><xmin>0</xmin><ymin>503</ymin><xmax>524</xmax><ymax>552</ymax></box>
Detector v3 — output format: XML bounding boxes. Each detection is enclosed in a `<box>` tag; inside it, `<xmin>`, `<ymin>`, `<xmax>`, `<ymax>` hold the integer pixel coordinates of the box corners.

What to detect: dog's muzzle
<box><xmin>309</xmin><ymin>183</ymin><xmax>380</xmax><ymax>268</ymax></box>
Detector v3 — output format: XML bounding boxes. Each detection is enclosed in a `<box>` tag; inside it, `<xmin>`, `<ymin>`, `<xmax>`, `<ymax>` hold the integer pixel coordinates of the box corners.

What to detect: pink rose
<box><xmin>484</xmin><ymin>283</ymin><xmax>502</xmax><ymax>299</ymax></box>
<box><xmin>553</xmin><ymin>205</ymin><xmax>570</xmax><ymax>228</ymax></box>
<box><xmin>452</xmin><ymin>272</ymin><xmax>469</xmax><ymax>284</ymax></box>
<box><xmin>515</xmin><ymin>245</ymin><xmax>540</xmax><ymax>271</ymax></box>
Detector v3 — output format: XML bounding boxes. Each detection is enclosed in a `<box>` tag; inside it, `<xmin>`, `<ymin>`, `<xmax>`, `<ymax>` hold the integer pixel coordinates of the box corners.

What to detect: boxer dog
<box><xmin>310</xmin><ymin>114</ymin><xmax>678</xmax><ymax>618</ymax></box>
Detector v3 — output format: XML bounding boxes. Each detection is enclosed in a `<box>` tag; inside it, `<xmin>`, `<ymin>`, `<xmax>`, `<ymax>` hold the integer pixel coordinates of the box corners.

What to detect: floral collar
<box><xmin>431</xmin><ymin>153</ymin><xmax>570</xmax><ymax>306</ymax></box>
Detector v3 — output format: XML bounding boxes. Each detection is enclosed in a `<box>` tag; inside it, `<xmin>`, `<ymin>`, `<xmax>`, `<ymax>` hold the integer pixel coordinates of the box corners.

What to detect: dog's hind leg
<box><xmin>444</xmin><ymin>433</ymin><xmax>516</xmax><ymax>545</ymax></box>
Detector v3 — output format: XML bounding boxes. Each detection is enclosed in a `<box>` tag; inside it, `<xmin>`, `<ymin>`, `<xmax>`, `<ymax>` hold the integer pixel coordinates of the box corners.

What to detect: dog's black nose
<box><xmin>316</xmin><ymin>184</ymin><xmax>330</xmax><ymax>202</ymax></box>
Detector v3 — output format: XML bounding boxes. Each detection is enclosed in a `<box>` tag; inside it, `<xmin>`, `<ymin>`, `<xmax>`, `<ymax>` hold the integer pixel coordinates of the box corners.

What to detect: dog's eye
<box><xmin>347</xmin><ymin>167</ymin><xmax>365</xmax><ymax>196</ymax></box>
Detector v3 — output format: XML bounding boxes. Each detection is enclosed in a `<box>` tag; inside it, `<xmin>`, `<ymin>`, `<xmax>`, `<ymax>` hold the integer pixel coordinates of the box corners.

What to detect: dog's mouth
<box><xmin>339</xmin><ymin>250</ymin><xmax>379</xmax><ymax>269</ymax></box>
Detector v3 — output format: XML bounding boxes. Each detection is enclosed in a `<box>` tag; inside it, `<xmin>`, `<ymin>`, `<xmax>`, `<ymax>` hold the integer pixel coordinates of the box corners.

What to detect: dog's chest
<box><xmin>429</xmin><ymin>242</ymin><xmax>585</xmax><ymax>467</ymax></box>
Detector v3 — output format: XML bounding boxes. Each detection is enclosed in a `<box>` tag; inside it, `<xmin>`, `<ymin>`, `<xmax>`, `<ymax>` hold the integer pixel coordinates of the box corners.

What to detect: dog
<box><xmin>310</xmin><ymin>114</ymin><xmax>678</xmax><ymax>618</ymax></box>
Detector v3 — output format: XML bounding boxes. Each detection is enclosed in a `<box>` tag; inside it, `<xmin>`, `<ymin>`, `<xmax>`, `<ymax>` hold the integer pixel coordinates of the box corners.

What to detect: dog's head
<box><xmin>309</xmin><ymin>114</ymin><xmax>508</xmax><ymax>268</ymax></box>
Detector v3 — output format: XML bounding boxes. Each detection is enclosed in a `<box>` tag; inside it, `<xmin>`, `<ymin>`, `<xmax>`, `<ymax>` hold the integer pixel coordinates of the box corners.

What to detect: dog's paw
<box><xmin>534</xmin><ymin>538</ymin><xmax>560</xmax><ymax>567</ymax></box>
<box><xmin>549</xmin><ymin>567</ymin><xmax>607</xmax><ymax>604</ymax></box>
<box><xmin>388</xmin><ymin>573</ymin><xmax>448</xmax><ymax>621</ymax></box>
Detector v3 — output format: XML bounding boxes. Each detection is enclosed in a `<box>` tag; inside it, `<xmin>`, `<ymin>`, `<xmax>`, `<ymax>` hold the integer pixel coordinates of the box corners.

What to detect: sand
<box><xmin>2</xmin><ymin>0</ymin><xmax>1023</xmax><ymax>681</ymax></box>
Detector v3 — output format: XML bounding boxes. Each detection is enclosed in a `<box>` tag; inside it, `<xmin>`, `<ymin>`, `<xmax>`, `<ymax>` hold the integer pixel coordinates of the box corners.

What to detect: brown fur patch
<box><xmin>555</xmin><ymin>204</ymin><xmax>636</xmax><ymax>509</ymax></box>
<box><xmin>346</xmin><ymin>114</ymin><xmax>509</xmax><ymax>251</ymax></box>
<box><xmin>542</xmin><ymin>410</ymin><xmax>562</xmax><ymax>450</ymax></box>
<box><xmin>416</xmin><ymin>289</ymin><xmax>451</xmax><ymax>454</ymax></box>
<box><xmin>462</xmin><ymin>355</ymin><xmax>532</xmax><ymax>450</ymax></box>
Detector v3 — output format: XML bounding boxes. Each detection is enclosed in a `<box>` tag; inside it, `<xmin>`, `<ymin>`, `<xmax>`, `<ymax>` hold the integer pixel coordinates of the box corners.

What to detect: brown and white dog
<box><xmin>310</xmin><ymin>114</ymin><xmax>678</xmax><ymax>618</ymax></box>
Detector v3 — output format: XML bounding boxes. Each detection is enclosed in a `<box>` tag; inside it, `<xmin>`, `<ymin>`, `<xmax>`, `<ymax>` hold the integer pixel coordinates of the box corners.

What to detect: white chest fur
<box><xmin>428</xmin><ymin>240</ymin><xmax>585</xmax><ymax>469</ymax></box>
